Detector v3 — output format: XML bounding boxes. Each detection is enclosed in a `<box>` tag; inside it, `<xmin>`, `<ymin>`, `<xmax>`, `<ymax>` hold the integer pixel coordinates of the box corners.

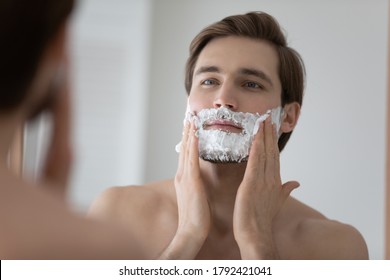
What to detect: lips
<box><xmin>204</xmin><ymin>119</ymin><xmax>242</xmax><ymax>133</ymax></box>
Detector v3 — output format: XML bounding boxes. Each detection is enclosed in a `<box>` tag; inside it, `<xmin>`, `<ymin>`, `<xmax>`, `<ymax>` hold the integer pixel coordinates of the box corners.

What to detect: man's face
<box><xmin>189</xmin><ymin>36</ymin><xmax>282</xmax><ymax>125</ymax></box>
<box><xmin>187</xmin><ymin>36</ymin><xmax>284</xmax><ymax>163</ymax></box>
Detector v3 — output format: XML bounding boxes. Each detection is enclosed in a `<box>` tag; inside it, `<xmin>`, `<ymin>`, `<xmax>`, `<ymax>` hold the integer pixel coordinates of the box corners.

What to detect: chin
<box><xmin>200</xmin><ymin>155</ymin><xmax>249</xmax><ymax>164</ymax></box>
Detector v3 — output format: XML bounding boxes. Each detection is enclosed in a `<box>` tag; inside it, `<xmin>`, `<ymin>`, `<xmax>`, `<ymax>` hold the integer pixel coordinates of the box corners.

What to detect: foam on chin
<box><xmin>175</xmin><ymin>105</ymin><xmax>284</xmax><ymax>163</ymax></box>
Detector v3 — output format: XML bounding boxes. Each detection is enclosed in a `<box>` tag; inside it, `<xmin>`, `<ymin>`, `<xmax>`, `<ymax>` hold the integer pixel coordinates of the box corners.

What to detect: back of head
<box><xmin>185</xmin><ymin>12</ymin><xmax>306</xmax><ymax>151</ymax></box>
<box><xmin>0</xmin><ymin>0</ymin><xmax>74</xmax><ymax>113</ymax></box>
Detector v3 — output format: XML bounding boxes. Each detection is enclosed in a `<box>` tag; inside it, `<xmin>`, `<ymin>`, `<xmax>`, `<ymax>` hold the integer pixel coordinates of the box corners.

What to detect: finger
<box><xmin>273</xmin><ymin>123</ymin><xmax>281</xmax><ymax>183</ymax></box>
<box><xmin>264</xmin><ymin>116</ymin><xmax>276</xmax><ymax>181</ymax></box>
<box><xmin>245</xmin><ymin>121</ymin><xmax>265</xmax><ymax>181</ymax></box>
<box><xmin>188</xmin><ymin>122</ymin><xmax>200</xmax><ymax>175</ymax></box>
<box><xmin>177</xmin><ymin>121</ymin><xmax>191</xmax><ymax>177</ymax></box>
<box><xmin>282</xmin><ymin>181</ymin><xmax>300</xmax><ymax>198</ymax></box>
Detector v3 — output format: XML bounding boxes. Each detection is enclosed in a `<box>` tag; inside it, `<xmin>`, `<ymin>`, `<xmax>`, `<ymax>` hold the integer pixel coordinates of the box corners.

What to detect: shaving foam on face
<box><xmin>175</xmin><ymin>105</ymin><xmax>284</xmax><ymax>163</ymax></box>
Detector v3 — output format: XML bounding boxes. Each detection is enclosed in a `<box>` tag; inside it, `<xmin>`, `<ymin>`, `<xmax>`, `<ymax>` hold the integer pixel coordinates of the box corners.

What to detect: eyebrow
<box><xmin>194</xmin><ymin>66</ymin><xmax>221</xmax><ymax>76</ymax></box>
<box><xmin>194</xmin><ymin>65</ymin><xmax>274</xmax><ymax>87</ymax></box>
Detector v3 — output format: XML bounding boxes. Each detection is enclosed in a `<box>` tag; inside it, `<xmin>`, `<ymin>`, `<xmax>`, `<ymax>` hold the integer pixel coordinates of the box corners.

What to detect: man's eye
<box><xmin>244</xmin><ymin>81</ymin><xmax>261</xmax><ymax>88</ymax></box>
<box><xmin>201</xmin><ymin>79</ymin><xmax>217</xmax><ymax>86</ymax></box>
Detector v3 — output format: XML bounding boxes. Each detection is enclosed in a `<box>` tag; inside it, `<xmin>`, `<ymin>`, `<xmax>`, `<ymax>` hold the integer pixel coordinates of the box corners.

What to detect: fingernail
<box><xmin>253</xmin><ymin>119</ymin><xmax>262</xmax><ymax>136</ymax></box>
<box><xmin>192</xmin><ymin>116</ymin><xmax>200</xmax><ymax>129</ymax></box>
<box><xmin>175</xmin><ymin>142</ymin><xmax>181</xmax><ymax>153</ymax></box>
<box><xmin>194</xmin><ymin>130</ymin><xmax>199</xmax><ymax>138</ymax></box>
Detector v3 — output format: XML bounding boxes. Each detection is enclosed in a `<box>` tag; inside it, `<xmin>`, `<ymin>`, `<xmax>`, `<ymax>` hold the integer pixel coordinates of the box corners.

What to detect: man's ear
<box><xmin>280</xmin><ymin>102</ymin><xmax>300</xmax><ymax>133</ymax></box>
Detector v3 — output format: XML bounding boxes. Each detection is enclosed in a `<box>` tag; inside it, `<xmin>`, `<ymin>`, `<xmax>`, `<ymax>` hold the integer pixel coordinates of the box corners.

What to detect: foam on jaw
<box><xmin>176</xmin><ymin>104</ymin><xmax>284</xmax><ymax>163</ymax></box>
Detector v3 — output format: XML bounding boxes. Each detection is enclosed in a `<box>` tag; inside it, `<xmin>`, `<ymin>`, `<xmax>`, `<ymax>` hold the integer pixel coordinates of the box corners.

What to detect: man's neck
<box><xmin>200</xmin><ymin>159</ymin><xmax>246</xmax><ymax>191</ymax></box>
<box><xmin>199</xmin><ymin>159</ymin><xmax>247</xmax><ymax>234</ymax></box>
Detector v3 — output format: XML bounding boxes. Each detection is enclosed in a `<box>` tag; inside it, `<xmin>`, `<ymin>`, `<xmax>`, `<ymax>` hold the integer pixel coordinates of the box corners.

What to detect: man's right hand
<box><xmin>159</xmin><ymin>119</ymin><xmax>210</xmax><ymax>259</ymax></box>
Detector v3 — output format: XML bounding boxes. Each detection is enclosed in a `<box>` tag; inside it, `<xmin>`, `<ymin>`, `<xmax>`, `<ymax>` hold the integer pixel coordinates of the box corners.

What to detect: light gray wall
<box><xmin>68</xmin><ymin>0</ymin><xmax>152</xmax><ymax>209</ymax></box>
<box><xmin>24</xmin><ymin>0</ymin><xmax>388</xmax><ymax>259</ymax></box>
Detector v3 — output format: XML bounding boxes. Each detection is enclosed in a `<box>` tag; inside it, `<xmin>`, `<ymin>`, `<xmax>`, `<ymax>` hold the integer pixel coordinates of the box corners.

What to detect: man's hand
<box><xmin>233</xmin><ymin>116</ymin><xmax>299</xmax><ymax>259</ymax></box>
<box><xmin>41</xmin><ymin>61</ymin><xmax>73</xmax><ymax>200</ymax></box>
<box><xmin>159</xmin><ymin>120</ymin><xmax>210</xmax><ymax>259</ymax></box>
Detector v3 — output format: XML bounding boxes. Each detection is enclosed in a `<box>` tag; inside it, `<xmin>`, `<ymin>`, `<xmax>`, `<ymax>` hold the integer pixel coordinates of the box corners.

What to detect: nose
<box><xmin>213</xmin><ymin>84</ymin><xmax>238</xmax><ymax>110</ymax></box>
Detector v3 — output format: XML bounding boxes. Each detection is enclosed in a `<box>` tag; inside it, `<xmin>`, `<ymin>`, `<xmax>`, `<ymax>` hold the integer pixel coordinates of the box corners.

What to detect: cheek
<box><xmin>188</xmin><ymin>92</ymin><xmax>212</xmax><ymax>112</ymax></box>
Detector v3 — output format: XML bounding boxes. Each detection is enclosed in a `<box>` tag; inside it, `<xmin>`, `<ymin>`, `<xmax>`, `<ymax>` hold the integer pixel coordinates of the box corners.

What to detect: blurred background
<box><xmin>24</xmin><ymin>0</ymin><xmax>389</xmax><ymax>259</ymax></box>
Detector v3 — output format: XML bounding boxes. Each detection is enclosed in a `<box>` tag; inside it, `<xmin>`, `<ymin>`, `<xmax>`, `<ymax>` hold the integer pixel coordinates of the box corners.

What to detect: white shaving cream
<box><xmin>175</xmin><ymin>105</ymin><xmax>284</xmax><ymax>163</ymax></box>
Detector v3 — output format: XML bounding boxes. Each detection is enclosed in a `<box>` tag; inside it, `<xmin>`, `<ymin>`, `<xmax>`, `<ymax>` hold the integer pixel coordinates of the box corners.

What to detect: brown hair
<box><xmin>185</xmin><ymin>12</ymin><xmax>305</xmax><ymax>151</ymax></box>
<box><xmin>0</xmin><ymin>0</ymin><xmax>75</xmax><ymax>112</ymax></box>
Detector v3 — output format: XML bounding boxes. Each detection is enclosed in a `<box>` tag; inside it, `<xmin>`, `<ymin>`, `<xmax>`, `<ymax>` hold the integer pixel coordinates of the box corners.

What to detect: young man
<box><xmin>89</xmin><ymin>12</ymin><xmax>368</xmax><ymax>259</ymax></box>
<box><xmin>0</xmin><ymin>0</ymin><xmax>145</xmax><ymax>259</ymax></box>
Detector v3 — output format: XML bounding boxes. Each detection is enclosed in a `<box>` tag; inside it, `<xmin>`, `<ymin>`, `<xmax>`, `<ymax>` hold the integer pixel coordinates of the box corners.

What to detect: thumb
<box><xmin>282</xmin><ymin>181</ymin><xmax>300</xmax><ymax>197</ymax></box>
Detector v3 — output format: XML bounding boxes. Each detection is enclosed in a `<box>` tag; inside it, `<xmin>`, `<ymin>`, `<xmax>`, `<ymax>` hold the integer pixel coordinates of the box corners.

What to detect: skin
<box><xmin>0</xmin><ymin>23</ymin><xmax>145</xmax><ymax>259</ymax></box>
<box><xmin>89</xmin><ymin>36</ymin><xmax>369</xmax><ymax>259</ymax></box>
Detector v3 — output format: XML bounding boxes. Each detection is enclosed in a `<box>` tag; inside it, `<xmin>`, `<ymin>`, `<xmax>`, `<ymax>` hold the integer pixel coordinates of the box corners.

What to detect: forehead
<box><xmin>195</xmin><ymin>36</ymin><xmax>280</xmax><ymax>81</ymax></box>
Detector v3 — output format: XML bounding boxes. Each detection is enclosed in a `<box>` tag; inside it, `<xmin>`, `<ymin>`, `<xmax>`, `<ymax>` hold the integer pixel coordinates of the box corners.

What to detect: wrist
<box><xmin>158</xmin><ymin>230</ymin><xmax>206</xmax><ymax>260</ymax></box>
<box><xmin>238</xmin><ymin>242</ymin><xmax>279</xmax><ymax>260</ymax></box>
<box><xmin>175</xmin><ymin>229</ymin><xmax>207</xmax><ymax>247</ymax></box>
<box><xmin>235</xmin><ymin>230</ymin><xmax>279</xmax><ymax>260</ymax></box>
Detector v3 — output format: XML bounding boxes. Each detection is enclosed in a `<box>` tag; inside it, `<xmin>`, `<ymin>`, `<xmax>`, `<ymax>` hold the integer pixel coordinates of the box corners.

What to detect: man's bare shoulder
<box><xmin>88</xmin><ymin>180</ymin><xmax>175</xmax><ymax>225</ymax></box>
<box><xmin>278</xmin><ymin>197</ymin><xmax>368</xmax><ymax>259</ymax></box>
<box><xmin>88</xmin><ymin>179</ymin><xmax>177</xmax><ymax>257</ymax></box>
